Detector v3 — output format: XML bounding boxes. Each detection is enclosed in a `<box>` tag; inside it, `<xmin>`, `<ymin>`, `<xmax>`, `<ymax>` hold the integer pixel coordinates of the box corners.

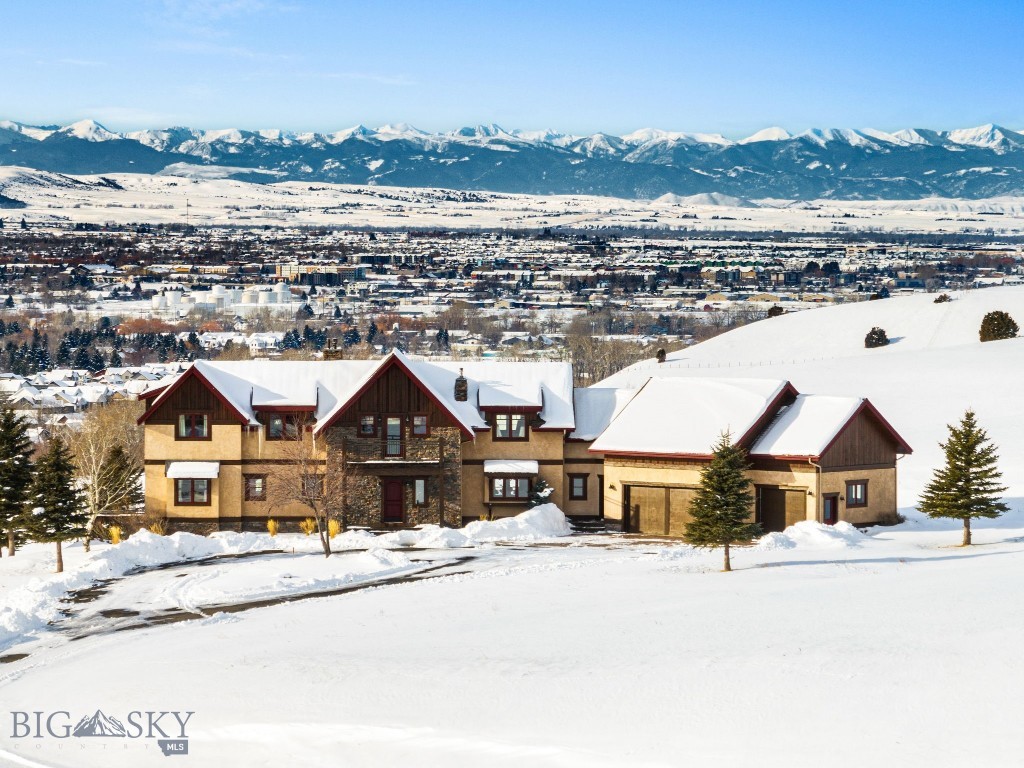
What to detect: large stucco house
<box><xmin>139</xmin><ymin>352</ymin><xmax>911</xmax><ymax>534</ymax></box>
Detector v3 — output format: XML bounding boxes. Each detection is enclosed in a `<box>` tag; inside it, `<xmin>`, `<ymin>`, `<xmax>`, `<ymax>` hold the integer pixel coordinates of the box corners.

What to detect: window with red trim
<box><xmin>411</xmin><ymin>414</ymin><xmax>429</xmax><ymax>437</ymax></box>
<box><xmin>175</xmin><ymin>478</ymin><xmax>210</xmax><ymax>505</ymax></box>
<box><xmin>244</xmin><ymin>474</ymin><xmax>267</xmax><ymax>501</ymax></box>
<box><xmin>568</xmin><ymin>474</ymin><xmax>588</xmax><ymax>501</ymax></box>
<box><xmin>493</xmin><ymin>413</ymin><xmax>528</xmax><ymax>441</ymax></box>
<box><xmin>846</xmin><ymin>480</ymin><xmax>868</xmax><ymax>508</ymax></box>
<box><xmin>265</xmin><ymin>413</ymin><xmax>302</xmax><ymax>440</ymax></box>
<box><xmin>176</xmin><ymin>413</ymin><xmax>210</xmax><ymax>440</ymax></box>
<box><xmin>359</xmin><ymin>414</ymin><xmax>377</xmax><ymax>437</ymax></box>
<box><xmin>490</xmin><ymin>476</ymin><xmax>530</xmax><ymax>500</ymax></box>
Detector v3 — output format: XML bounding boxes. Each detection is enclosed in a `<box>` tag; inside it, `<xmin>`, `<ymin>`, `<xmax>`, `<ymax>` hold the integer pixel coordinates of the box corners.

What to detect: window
<box><xmin>359</xmin><ymin>414</ymin><xmax>377</xmax><ymax>437</ymax></box>
<box><xmin>411</xmin><ymin>414</ymin><xmax>429</xmax><ymax>437</ymax></box>
<box><xmin>176</xmin><ymin>413</ymin><xmax>209</xmax><ymax>440</ymax></box>
<box><xmin>414</xmin><ymin>478</ymin><xmax>428</xmax><ymax>506</ymax></box>
<box><xmin>490</xmin><ymin>476</ymin><xmax>530</xmax><ymax>500</ymax></box>
<box><xmin>266</xmin><ymin>413</ymin><xmax>301</xmax><ymax>440</ymax></box>
<box><xmin>493</xmin><ymin>413</ymin><xmax>528</xmax><ymax>441</ymax></box>
<box><xmin>244</xmin><ymin>474</ymin><xmax>267</xmax><ymax>501</ymax></box>
<box><xmin>302</xmin><ymin>475</ymin><xmax>324</xmax><ymax>500</ymax></box>
<box><xmin>568</xmin><ymin>474</ymin><xmax>588</xmax><ymax>501</ymax></box>
<box><xmin>846</xmin><ymin>480</ymin><xmax>868</xmax><ymax>508</ymax></box>
<box><xmin>175</xmin><ymin>478</ymin><xmax>209</xmax><ymax>505</ymax></box>
<box><xmin>384</xmin><ymin>416</ymin><xmax>404</xmax><ymax>457</ymax></box>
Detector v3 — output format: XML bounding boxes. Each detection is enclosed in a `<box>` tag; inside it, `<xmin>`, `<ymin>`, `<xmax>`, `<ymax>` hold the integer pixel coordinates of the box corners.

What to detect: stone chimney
<box><xmin>454</xmin><ymin>368</ymin><xmax>468</xmax><ymax>401</ymax></box>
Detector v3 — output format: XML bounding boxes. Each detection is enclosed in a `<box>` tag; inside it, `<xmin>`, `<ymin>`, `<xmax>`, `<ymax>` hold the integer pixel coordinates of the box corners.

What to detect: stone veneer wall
<box><xmin>325</xmin><ymin>425</ymin><xmax>463</xmax><ymax>529</ymax></box>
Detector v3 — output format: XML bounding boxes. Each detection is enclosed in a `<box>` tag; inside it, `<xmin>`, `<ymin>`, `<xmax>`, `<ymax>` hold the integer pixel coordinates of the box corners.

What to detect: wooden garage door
<box><xmin>668</xmin><ymin>488</ymin><xmax>698</xmax><ymax>537</ymax></box>
<box><xmin>630</xmin><ymin>486</ymin><xmax>667</xmax><ymax>535</ymax></box>
<box><xmin>757</xmin><ymin>486</ymin><xmax>805</xmax><ymax>532</ymax></box>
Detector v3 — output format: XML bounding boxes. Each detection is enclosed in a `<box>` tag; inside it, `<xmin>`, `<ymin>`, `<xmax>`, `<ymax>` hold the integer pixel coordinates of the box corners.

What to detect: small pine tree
<box><xmin>865</xmin><ymin>326</ymin><xmax>889</xmax><ymax>348</ymax></box>
<box><xmin>528</xmin><ymin>477</ymin><xmax>554</xmax><ymax>508</ymax></box>
<box><xmin>933</xmin><ymin>293</ymin><xmax>952</xmax><ymax>304</ymax></box>
<box><xmin>766</xmin><ymin>305</ymin><xmax>785</xmax><ymax>318</ymax></box>
<box><xmin>918</xmin><ymin>410</ymin><xmax>1008</xmax><ymax>546</ymax></box>
<box><xmin>0</xmin><ymin>404</ymin><xmax>34</xmax><ymax>556</ymax></box>
<box><xmin>24</xmin><ymin>438</ymin><xmax>87</xmax><ymax>573</ymax></box>
<box><xmin>979</xmin><ymin>310</ymin><xmax>1019</xmax><ymax>342</ymax></box>
<box><xmin>684</xmin><ymin>433</ymin><xmax>761</xmax><ymax>571</ymax></box>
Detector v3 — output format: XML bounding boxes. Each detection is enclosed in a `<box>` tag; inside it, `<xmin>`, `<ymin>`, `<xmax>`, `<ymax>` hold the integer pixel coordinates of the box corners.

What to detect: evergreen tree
<box><xmin>332</xmin><ymin>304</ymin><xmax>342</xmax><ymax>320</ymax></box>
<box><xmin>684</xmin><ymin>433</ymin><xmax>761</xmax><ymax>571</ymax></box>
<box><xmin>865</xmin><ymin>326</ymin><xmax>889</xmax><ymax>348</ymax></box>
<box><xmin>0</xmin><ymin>404</ymin><xmax>34</xmax><ymax>556</ymax></box>
<box><xmin>4</xmin><ymin>295</ymin><xmax>13</xmax><ymax>309</ymax></box>
<box><xmin>528</xmin><ymin>477</ymin><xmax>554</xmax><ymax>508</ymax></box>
<box><xmin>24</xmin><ymin>438</ymin><xmax>86</xmax><ymax>573</ymax></box>
<box><xmin>918</xmin><ymin>410</ymin><xmax>1008</xmax><ymax>545</ymax></box>
<box><xmin>979</xmin><ymin>310</ymin><xmax>1019</xmax><ymax>342</ymax></box>
<box><xmin>108</xmin><ymin>349</ymin><xmax>123</xmax><ymax>368</ymax></box>
<box><xmin>366</xmin><ymin>320</ymin><xmax>379</xmax><ymax>345</ymax></box>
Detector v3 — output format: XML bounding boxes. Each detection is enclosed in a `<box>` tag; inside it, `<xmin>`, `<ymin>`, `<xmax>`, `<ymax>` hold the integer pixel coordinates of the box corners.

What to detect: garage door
<box><xmin>668</xmin><ymin>488</ymin><xmax>698</xmax><ymax>537</ymax></box>
<box><xmin>756</xmin><ymin>486</ymin><xmax>806</xmax><ymax>532</ymax></box>
<box><xmin>625</xmin><ymin>485</ymin><xmax>698</xmax><ymax>536</ymax></box>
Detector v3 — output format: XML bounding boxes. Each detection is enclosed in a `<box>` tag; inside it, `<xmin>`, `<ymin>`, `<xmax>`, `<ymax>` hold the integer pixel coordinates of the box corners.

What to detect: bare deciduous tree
<box><xmin>266</xmin><ymin>417</ymin><xmax>348</xmax><ymax>557</ymax></box>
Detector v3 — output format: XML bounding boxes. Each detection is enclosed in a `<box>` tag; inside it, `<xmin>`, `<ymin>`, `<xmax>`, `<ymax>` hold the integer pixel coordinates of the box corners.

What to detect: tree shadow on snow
<box><xmin>755</xmin><ymin>549</ymin><xmax>1022</xmax><ymax>569</ymax></box>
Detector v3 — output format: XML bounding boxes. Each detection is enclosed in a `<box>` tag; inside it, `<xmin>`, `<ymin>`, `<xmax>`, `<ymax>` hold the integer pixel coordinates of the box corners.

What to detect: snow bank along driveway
<box><xmin>1</xmin><ymin>508</ymin><xmax>1023</xmax><ymax>768</ymax></box>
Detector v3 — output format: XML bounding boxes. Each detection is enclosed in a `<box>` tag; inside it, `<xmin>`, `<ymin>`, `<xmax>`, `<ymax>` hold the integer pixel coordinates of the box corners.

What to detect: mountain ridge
<box><xmin>4</xmin><ymin>118</ymin><xmax>1024</xmax><ymax>200</ymax></box>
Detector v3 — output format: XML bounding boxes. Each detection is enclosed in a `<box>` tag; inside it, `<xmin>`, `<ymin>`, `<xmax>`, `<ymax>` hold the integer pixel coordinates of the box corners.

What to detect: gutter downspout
<box><xmin>808</xmin><ymin>457</ymin><xmax>822</xmax><ymax>522</ymax></box>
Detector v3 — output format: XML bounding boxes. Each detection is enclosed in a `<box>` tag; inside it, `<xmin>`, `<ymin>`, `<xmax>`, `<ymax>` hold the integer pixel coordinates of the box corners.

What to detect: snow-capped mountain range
<box><xmin>3</xmin><ymin>118</ymin><xmax>1024</xmax><ymax>199</ymax></box>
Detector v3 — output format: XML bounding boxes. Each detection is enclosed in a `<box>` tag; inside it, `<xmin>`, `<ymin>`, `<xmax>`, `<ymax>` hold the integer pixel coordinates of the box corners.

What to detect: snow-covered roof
<box><xmin>143</xmin><ymin>353</ymin><xmax>576</xmax><ymax>437</ymax></box>
<box><xmin>483</xmin><ymin>460</ymin><xmax>539</xmax><ymax>475</ymax></box>
<box><xmin>569</xmin><ymin>387</ymin><xmax>639</xmax><ymax>441</ymax></box>
<box><xmin>590</xmin><ymin>377</ymin><xmax>791</xmax><ymax>456</ymax></box>
<box><xmin>749</xmin><ymin>395</ymin><xmax>863</xmax><ymax>458</ymax></box>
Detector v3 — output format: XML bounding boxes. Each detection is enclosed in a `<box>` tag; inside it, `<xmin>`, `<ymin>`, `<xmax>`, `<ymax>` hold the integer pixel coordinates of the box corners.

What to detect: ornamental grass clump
<box><xmin>266</xmin><ymin>518</ymin><xmax>279</xmax><ymax>537</ymax></box>
<box><xmin>299</xmin><ymin>518</ymin><xmax>317</xmax><ymax>536</ymax></box>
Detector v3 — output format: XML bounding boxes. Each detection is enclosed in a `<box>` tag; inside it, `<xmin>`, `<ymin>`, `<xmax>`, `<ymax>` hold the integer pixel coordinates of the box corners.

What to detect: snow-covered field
<box><xmin>4</xmin><ymin>165</ymin><xmax>1024</xmax><ymax>233</ymax></box>
<box><xmin>1</xmin><ymin>508</ymin><xmax>1023</xmax><ymax>767</ymax></box>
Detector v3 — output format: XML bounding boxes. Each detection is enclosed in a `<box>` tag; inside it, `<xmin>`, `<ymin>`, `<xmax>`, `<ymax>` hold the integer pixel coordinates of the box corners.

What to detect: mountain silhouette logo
<box><xmin>72</xmin><ymin>710</ymin><xmax>127</xmax><ymax>737</ymax></box>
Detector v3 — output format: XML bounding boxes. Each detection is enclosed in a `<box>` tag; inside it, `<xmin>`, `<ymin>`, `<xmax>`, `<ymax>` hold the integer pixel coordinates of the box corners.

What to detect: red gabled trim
<box><xmin>315</xmin><ymin>354</ymin><xmax>474</xmax><ymax>440</ymax></box>
<box><xmin>736</xmin><ymin>381</ymin><xmax>800</xmax><ymax>449</ymax></box>
<box><xmin>140</xmin><ymin>384</ymin><xmax>169</xmax><ymax>401</ymax></box>
<box><xmin>137</xmin><ymin>364</ymin><xmax>250</xmax><ymax>426</ymax></box>
<box><xmin>817</xmin><ymin>399</ymin><xmax>913</xmax><ymax>458</ymax></box>
<box><xmin>253</xmin><ymin>405</ymin><xmax>316</xmax><ymax>413</ymax></box>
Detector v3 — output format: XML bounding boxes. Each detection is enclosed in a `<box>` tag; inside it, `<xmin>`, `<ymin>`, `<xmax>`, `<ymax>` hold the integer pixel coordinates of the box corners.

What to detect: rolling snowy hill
<box><xmin>605</xmin><ymin>286</ymin><xmax>1024</xmax><ymax>506</ymax></box>
<box><xmin>5</xmin><ymin>166</ymin><xmax>1024</xmax><ymax>232</ymax></box>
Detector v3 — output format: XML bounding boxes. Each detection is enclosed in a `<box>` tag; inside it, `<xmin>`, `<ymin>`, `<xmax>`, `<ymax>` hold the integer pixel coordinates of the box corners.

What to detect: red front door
<box><xmin>382</xmin><ymin>479</ymin><xmax>404</xmax><ymax>523</ymax></box>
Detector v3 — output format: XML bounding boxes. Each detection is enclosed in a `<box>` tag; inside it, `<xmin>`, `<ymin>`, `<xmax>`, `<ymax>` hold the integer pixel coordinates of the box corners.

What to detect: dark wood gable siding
<box><xmin>146</xmin><ymin>375</ymin><xmax>241</xmax><ymax>425</ymax></box>
<box><xmin>820</xmin><ymin>409</ymin><xmax>898</xmax><ymax>468</ymax></box>
<box><xmin>335</xmin><ymin>364</ymin><xmax>458</xmax><ymax>429</ymax></box>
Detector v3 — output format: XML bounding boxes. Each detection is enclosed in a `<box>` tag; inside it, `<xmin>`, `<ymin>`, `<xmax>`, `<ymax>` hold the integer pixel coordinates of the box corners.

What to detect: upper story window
<box><xmin>411</xmin><ymin>414</ymin><xmax>429</xmax><ymax>437</ymax></box>
<box><xmin>493</xmin><ymin>413</ymin><xmax>528</xmax><ymax>441</ymax></box>
<box><xmin>177</xmin><ymin>413</ymin><xmax>210</xmax><ymax>440</ymax></box>
<box><xmin>846</xmin><ymin>480</ymin><xmax>868</xmax><ymax>508</ymax></box>
<box><xmin>266</xmin><ymin>413</ymin><xmax>302</xmax><ymax>440</ymax></box>
<box><xmin>359</xmin><ymin>414</ymin><xmax>378</xmax><ymax>437</ymax></box>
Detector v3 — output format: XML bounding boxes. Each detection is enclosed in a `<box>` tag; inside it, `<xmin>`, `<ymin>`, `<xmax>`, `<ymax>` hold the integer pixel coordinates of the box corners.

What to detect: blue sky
<box><xmin>5</xmin><ymin>0</ymin><xmax>1023</xmax><ymax>137</ymax></box>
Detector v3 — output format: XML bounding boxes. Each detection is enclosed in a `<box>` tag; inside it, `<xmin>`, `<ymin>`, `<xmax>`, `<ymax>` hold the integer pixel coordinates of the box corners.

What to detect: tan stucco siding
<box><xmin>822</xmin><ymin>466</ymin><xmax>899</xmax><ymax>525</ymax></box>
